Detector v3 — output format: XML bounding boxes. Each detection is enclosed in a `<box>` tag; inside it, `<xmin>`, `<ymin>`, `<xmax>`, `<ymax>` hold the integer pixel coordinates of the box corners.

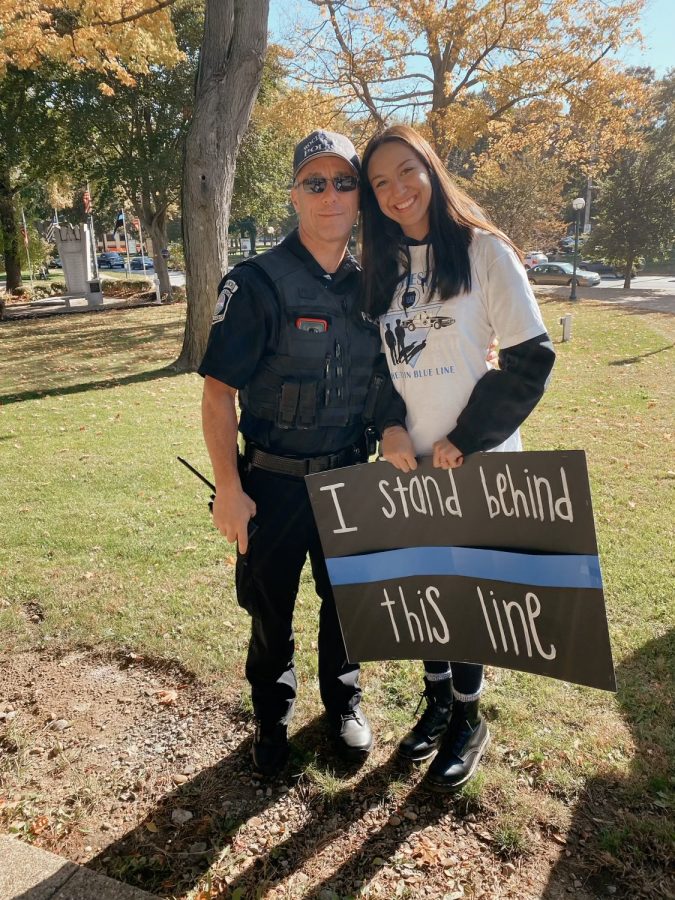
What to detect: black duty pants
<box><xmin>235</xmin><ymin>462</ymin><xmax>361</xmax><ymax>725</ymax></box>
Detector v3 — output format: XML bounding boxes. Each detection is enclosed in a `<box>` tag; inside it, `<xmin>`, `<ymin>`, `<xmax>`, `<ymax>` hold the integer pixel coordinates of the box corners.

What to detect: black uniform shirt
<box><xmin>199</xmin><ymin>230</ymin><xmax>386</xmax><ymax>456</ymax></box>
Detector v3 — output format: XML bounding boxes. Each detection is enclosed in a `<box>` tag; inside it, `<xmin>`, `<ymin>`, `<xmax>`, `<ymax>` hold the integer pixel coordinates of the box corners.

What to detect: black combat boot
<box><xmin>251</xmin><ymin>720</ymin><xmax>290</xmax><ymax>778</ymax></box>
<box><xmin>425</xmin><ymin>698</ymin><xmax>490</xmax><ymax>792</ymax></box>
<box><xmin>398</xmin><ymin>677</ymin><xmax>453</xmax><ymax>762</ymax></box>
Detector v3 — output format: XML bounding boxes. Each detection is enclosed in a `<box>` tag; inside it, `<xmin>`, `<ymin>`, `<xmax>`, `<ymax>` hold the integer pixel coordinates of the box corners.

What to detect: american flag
<box><xmin>83</xmin><ymin>190</ymin><xmax>92</xmax><ymax>214</ymax></box>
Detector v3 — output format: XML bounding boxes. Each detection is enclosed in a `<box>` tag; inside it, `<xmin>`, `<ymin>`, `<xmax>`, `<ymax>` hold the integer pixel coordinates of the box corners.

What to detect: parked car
<box><xmin>129</xmin><ymin>256</ymin><xmax>154</xmax><ymax>270</ymax></box>
<box><xmin>49</xmin><ymin>257</ymin><xmax>63</xmax><ymax>269</ymax></box>
<box><xmin>527</xmin><ymin>262</ymin><xmax>601</xmax><ymax>287</ymax></box>
<box><xmin>579</xmin><ymin>260</ymin><xmax>622</xmax><ymax>278</ymax></box>
<box><xmin>559</xmin><ymin>233</ymin><xmax>589</xmax><ymax>252</ymax></box>
<box><xmin>523</xmin><ymin>251</ymin><xmax>548</xmax><ymax>269</ymax></box>
<box><xmin>97</xmin><ymin>252</ymin><xmax>125</xmax><ymax>269</ymax></box>
<box><xmin>581</xmin><ymin>259</ymin><xmax>642</xmax><ymax>278</ymax></box>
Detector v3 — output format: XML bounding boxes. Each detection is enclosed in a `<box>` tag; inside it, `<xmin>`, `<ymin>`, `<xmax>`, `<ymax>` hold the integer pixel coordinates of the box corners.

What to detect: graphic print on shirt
<box><xmin>380</xmin><ymin>269</ymin><xmax>455</xmax><ymax>372</ymax></box>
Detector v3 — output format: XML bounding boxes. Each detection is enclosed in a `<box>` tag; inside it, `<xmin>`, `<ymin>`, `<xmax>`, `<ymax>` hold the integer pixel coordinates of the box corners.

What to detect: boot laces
<box><xmin>341</xmin><ymin>709</ymin><xmax>363</xmax><ymax>725</ymax></box>
<box><xmin>413</xmin><ymin>690</ymin><xmax>450</xmax><ymax>737</ymax></box>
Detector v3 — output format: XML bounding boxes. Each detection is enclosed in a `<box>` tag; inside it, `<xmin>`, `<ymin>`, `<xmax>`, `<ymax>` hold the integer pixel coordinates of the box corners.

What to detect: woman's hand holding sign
<box><xmin>432</xmin><ymin>436</ymin><xmax>464</xmax><ymax>470</ymax></box>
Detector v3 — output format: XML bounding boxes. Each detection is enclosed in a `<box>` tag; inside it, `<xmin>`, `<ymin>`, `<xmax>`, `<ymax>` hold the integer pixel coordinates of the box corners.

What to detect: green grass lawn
<box><xmin>1</xmin><ymin>296</ymin><xmax>673</xmax><ymax>892</ymax></box>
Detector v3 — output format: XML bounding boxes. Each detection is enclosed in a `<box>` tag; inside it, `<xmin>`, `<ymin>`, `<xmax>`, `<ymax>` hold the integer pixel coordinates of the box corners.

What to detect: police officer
<box><xmin>199</xmin><ymin>131</ymin><xmax>406</xmax><ymax>777</ymax></box>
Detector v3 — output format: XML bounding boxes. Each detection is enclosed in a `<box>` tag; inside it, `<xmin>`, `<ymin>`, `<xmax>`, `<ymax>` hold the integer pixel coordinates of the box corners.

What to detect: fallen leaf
<box><xmin>155</xmin><ymin>689</ymin><xmax>178</xmax><ymax>705</ymax></box>
<box><xmin>30</xmin><ymin>815</ymin><xmax>50</xmax><ymax>835</ymax></box>
<box><xmin>145</xmin><ymin>820</ymin><xmax>158</xmax><ymax>833</ymax></box>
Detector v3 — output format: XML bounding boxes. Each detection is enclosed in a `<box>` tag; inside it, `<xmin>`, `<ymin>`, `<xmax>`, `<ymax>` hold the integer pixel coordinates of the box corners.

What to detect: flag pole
<box><xmin>122</xmin><ymin>211</ymin><xmax>131</xmax><ymax>280</ymax></box>
<box><xmin>85</xmin><ymin>182</ymin><xmax>98</xmax><ymax>278</ymax></box>
<box><xmin>21</xmin><ymin>207</ymin><xmax>34</xmax><ymax>288</ymax></box>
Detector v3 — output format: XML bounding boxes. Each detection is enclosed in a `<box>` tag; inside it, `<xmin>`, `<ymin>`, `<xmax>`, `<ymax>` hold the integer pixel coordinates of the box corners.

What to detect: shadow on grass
<box><xmin>538</xmin><ymin>290</ymin><xmax>674</xmax><ymax>305</ymax></box>
<box><xmin>0</xmin><ymin>366</ymin><xmax>184</xmax><ymax>406</ymax></box>
<box><xmin>85</xmin><ymin>716</ymin><xmax>384</xmax><ymax>898</ymax></box>
<box><xmin>542</xmin><ymin>629</ymin><xmax>675</xmax><ymax>898</ymax></box>
<box><xmin>608</xmin><ymin>343</ymin><xmax>674</xmax><ymax>366</ymax></box>
<box><xmin>3</xmin><ymin>318</ymin><xmax>182</xmax><ymax>359</ymax></box>
<box><xmin>234</xmin><ymin>760</ymin><xmax>452</xmax><ymax>900</ymax></box>
<box><xmin>86</xmin><ymin>706</ymin><xmax>470</xmax><ymax>900</ymax></box>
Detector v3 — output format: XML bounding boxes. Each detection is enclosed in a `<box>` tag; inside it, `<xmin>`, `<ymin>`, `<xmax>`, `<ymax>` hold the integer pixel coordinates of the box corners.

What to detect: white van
<box><xmin>523</xmin><ymin>251</ymin><xmax>548</xmax><ymax>269</ymax></box>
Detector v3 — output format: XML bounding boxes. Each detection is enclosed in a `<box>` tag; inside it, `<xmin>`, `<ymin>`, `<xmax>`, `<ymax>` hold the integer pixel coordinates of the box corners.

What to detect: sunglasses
<box><xmin>295</xmin><ymin>175</ymin><xmax>359</xmax><ymax>194</ymax></box>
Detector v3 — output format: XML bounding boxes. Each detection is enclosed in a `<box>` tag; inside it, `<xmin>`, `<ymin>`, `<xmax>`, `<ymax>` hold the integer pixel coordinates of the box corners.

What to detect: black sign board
<box><xmin>306</xmin><ymin>451</ymin><xmax>615</xmax><ymax>691</ymax></box>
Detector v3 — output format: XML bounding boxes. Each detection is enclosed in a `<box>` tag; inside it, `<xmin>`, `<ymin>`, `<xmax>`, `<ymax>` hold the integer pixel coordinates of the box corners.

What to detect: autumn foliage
<box><xmin>296</xmin><ymin>0</ymin><xmax>646</xmax><ymax>165</ymax></box>
<box><xmin>0</xmin><ymin>0</ymin><xmax>181</xmax><ymax>85</ymax></box>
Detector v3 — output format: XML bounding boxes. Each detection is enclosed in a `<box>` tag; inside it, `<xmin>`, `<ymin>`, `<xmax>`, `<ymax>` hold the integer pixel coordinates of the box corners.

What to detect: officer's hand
<box><xmin>381</xmin><ymin>425</ymin><xmax>417</xmax><ymax>473</ymax></box>
<box><xmin>211</xmin><ymin>488</ymin><xmax>257</xmax><ymax>554</ymax></box>
<box><xmin>432</xmin><ymin>437</ymin><xmax>464</xmax><ymax>470</ymax></box>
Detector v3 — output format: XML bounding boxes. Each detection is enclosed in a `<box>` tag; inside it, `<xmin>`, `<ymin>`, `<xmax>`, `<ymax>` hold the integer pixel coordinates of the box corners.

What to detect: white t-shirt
<box><xmin>379</xmin><ymin>230</ymin><xmax>546</xmax><ymax>457</ymax></box>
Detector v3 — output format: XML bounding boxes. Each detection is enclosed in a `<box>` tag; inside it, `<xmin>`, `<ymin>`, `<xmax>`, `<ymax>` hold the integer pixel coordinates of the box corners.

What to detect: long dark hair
<box><xmin>360</xmin><ymin>125</ymin><xmax>520</xmax><ymax>318</ymax></box>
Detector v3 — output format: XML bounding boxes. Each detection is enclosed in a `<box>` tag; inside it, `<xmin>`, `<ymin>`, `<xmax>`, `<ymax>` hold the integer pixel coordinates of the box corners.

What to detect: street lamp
<box><xmin>570</xmin><ymin>197</ymin><xmax>586</xmax><ymax>301</ymax></box>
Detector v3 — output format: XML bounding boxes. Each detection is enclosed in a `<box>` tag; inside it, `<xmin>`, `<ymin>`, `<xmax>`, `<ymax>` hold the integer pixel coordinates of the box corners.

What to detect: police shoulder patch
<box><xmin>212</xmin><ymin>279</ymin><xmax>239</xmax><ymax>323</ymax></box>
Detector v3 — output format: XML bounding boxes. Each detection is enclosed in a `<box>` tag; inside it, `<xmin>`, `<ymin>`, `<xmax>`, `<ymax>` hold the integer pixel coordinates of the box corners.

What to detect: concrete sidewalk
<box><xmin>0</xmin><ymin>836</ymin><xmax>160</xmax><ymax>900</ymax></box>
<box><xmin>1</xmin><ymin>294</ymin><xmax>162</xmax><ymax>321</ymax></box>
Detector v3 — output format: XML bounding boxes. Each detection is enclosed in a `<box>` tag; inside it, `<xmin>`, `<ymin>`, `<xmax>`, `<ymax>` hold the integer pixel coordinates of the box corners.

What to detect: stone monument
<box><xmin>54</xmin><ymin>223</ymin><xmax>103</xmax><ymax>306</ymax></box>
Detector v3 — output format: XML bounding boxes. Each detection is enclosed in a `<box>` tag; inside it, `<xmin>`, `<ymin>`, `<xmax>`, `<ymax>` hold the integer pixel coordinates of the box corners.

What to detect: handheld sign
<box><xmin>306</xmin><ymin>451</ymin><xmax>615</xmax><ymax>692</ymax></box>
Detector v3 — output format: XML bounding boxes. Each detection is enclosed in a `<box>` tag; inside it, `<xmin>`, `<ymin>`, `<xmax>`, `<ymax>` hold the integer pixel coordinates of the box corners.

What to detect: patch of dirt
<box><xmin>0</xmin><ymin>648</ymin><xmax>631</xmax><ymax>899</ymax></box>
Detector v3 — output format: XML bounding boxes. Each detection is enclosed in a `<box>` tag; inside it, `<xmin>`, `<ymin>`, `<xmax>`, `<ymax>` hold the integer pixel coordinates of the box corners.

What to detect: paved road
<box><xmin>590</xmin><ymin>274</ymin><xmax>675</xmax><ymax>292</ymax></box>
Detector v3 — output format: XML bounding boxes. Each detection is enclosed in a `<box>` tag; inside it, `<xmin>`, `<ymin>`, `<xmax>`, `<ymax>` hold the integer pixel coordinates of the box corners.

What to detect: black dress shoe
<box><xmin>398</xmin><ymin>677</ymin><xmax>453</xmax><ymax>762</ymax></box>
<box><xmin>251</xmin><ymin>721</ymin><xmax>289</xmax><ymax>778</ymax></box>
<box><xmin>426</xmin><ymin>700</ymin><xmax>490</xmax><ymax>793</ymax></box>
<box><xmin>331</xmin><ymin>706</ymin><xmax>373</xmax><ymax>756</ymax></box>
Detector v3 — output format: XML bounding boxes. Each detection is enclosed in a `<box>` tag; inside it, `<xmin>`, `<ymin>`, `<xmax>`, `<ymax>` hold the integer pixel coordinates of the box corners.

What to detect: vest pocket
<box><xmin>285</xmin><ymin>309</ymin><xmax>333</xmax><ymax>358</ymax></box>
<box><xmin>278</xmin><ymin>380</ymin><xmax>319</xmax><ymax>428</ymax></box>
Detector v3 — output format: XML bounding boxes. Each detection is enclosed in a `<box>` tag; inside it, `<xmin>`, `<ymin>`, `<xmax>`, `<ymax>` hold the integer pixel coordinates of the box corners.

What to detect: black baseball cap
<box><xmin>293</xmin><ymin>130</ymin><xmax>360</xmax><ymax>180</ymax></box>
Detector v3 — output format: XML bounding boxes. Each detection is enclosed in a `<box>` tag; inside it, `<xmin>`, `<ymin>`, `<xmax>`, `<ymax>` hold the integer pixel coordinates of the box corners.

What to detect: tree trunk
<box><xmin>247</xmin><ymin>222</ymin><xmax>257</xmax><ymax>255</ymax></box>
<box><xmin>623</xmin><ymin>249</ymin><xmax>634</xmax><ymax>289</ymax></box>
<box><xmin>146</xmin><ymin>213</ymin><xmax>172</xmax><ymax>298</ymax></box>
<box><xmin>175</xmin><ymin>0</ymin><xmax>269</xmax><ymax>372</ymax></box>
<box><xmin>0</xmin><ymin>171</ymin><xmax>21</xmax><ymax>293</ymax></box>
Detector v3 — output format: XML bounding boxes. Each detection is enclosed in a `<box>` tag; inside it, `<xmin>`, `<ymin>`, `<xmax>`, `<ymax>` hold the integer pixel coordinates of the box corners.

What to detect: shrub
<box><xmin>50</xmin><ymin>280</ymin><xmax>67</xmax><ymax>294</ymax></box>
<box><xmin>101</xmin><ymin>277</ymin><xmax>154</xmax><ymax>300</ymax></box>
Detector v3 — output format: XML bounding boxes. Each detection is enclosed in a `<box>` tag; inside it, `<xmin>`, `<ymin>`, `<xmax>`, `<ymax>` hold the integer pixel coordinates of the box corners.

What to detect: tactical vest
<box><xmin>239</xmin><ymin>245</ymin><xmax>381</xmax><ymax>432</ymax></box>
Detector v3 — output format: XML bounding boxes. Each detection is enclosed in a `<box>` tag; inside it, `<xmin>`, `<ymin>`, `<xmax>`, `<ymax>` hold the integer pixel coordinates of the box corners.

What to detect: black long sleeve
<box><xmin>447</xmin><ymin>332</ymin><xmax>556</xmax><ymax>455</ymax></box>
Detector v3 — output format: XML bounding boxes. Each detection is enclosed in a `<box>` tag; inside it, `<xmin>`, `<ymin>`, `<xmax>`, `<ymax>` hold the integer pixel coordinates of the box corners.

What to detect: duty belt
<box><xmin>244</xmin><ymin>443</ymin><xmax>361</xmax><ymax>477</ymax></box>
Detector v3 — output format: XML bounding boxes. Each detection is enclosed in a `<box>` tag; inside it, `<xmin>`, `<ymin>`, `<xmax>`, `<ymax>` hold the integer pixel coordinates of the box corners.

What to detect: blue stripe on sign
<box><xmin>326</xmin><ymin>546</ymin><xmax>602</xmax><ymax>590</ymax></box>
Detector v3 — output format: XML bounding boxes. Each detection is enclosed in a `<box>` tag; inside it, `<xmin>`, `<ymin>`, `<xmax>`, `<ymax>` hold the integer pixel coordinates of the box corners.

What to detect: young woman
<box><xmin>360</xmin><ymin>125</ymin><xmax>556</xmax><ymax>792</ymax></box>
